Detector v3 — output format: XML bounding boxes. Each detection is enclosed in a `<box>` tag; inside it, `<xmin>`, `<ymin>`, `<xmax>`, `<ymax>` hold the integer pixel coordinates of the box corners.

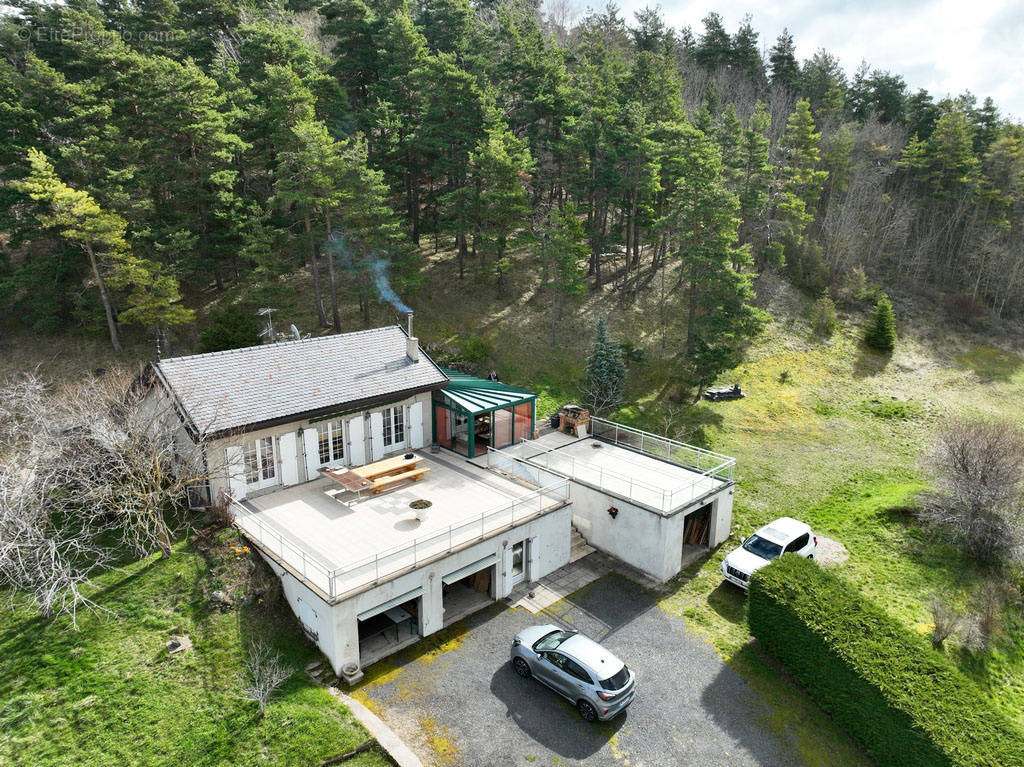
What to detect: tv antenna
<box><xmin>257</xmin><ymin>307</ymin><xmax>277</xmax><ymax>343</ymax></box>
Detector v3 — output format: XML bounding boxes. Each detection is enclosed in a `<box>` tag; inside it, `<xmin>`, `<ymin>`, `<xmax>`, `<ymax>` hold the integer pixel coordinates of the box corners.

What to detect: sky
<box><xmin>607</xmin><ymin>0</ymin><xmax>1024</xmax><ymax>121</ymax></box>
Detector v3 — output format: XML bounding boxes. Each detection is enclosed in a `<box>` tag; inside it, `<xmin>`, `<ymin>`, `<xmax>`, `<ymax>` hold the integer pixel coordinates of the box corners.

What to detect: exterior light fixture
<box><xmin>608</xmin><ymin>506</ymin><xmax>618</xmax><ymax>519</ymax></box>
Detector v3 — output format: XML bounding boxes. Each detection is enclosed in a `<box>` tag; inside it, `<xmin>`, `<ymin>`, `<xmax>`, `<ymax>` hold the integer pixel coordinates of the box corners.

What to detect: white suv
<box><xmin>721</xmin><ymin>517</ymin><xmax>817</xmax><ymax>590</ymax></box>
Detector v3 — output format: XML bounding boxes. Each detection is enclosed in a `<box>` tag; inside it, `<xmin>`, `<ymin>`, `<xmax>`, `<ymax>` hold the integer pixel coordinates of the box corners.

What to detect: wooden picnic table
<box><xmin>351</xmin><ymin>454</ymin><xmax>423</xmax><ymax>480</ymax></box>
<box><xmin>320</xmin><ymin>466</ymin><xmax>375</xmax><ymax>496</ymax></box>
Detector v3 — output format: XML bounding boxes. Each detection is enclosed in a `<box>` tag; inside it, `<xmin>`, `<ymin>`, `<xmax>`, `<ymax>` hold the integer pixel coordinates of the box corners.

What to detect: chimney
<box><xmin>406</xmin><ymin>312</ymin><xmax>419</xmax><ymax>362</ymax></box>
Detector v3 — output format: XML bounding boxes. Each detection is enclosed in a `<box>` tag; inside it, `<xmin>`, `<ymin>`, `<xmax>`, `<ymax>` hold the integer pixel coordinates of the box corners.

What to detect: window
<box><xmin>534</xmin><ymin>630</ymin><xmax>574</xmax><ymax>652</ymax></box>
<box><xmin>511</xmin><ymin>541</ymin><xmax>525</xmax><ymax>577</ymax></box>
<box><xmin>785</xmin><ymin>533</ymin><xmax>810</xmax><ymax>554</ymax></box>
<box><xmin>563</xmin><ymin>657</ymin><xmax>593</xmax><ymax>683</ymax></box>
<box><xmin>383</xmin><ymin>406</ymin><xmax>405</xmax><ymax>447</ymax></box>
<box><xmin>316</xmin><ymin>420</ymin><xmax>345</xmax><ymax>465</ymax></box>
<box><xmin>243</xmin><ymin>436</ymin><xmax>276</xmax><ymax>487</ymax></box>
<box><xmin>600</xmin><ymin>665</ymin><xmax>631</xmax><ymax>691</ymax></box>
<box><xmin>742</xmin><ymin>534</ymin><xmax>783</xmax><ymax>560</ymax></box>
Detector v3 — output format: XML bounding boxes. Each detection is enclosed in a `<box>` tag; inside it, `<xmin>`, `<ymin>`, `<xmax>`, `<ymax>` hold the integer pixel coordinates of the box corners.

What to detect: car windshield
<box><xmin>533</xmin><ymin>629</ymin><xmax>574</xmax><ymax>652</ymax></box>
<box><xmin>600</xmin><ymin>665</ymin><xmax>630</xmax><ymax>691</ymax></box>
<box><xmin>742</xmin><ymin>534</ymin><xmax>783</xmax><ymax>560</ymax></box>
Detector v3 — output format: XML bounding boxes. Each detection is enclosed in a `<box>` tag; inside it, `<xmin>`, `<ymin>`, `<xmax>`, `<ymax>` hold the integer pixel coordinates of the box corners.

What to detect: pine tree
<box><xmin>773</xmin><ymin>99</ymin><xmax>830</xmax><ymax>289</ymax></box>
<box><xmin>466</xmin><ymin>111</ymin><xmax>534</xmax><ymax>289</ymax></box>
<box><xmin>768</xmin><ymin>29</ymin><xmax>800</xmax><ymax>91</ymax></box>
<box><xmin>584</xmin><ymin>315</ymin><xmax>627</xmax><ymax>415</ymax></box>
<box><xmin>736</xmin><ymin>102</ymin><xmax>772</xmax><ymax>253</ymax></box>
<box><xmin>540</xmin><ymin>202</ymin><xmax>588</xmax><ymax>341</ymax></box>
<box><xmin>15</xmin><ymin>149</ymin><xmax>192</xmax><ymax>350</ymax></box>
<box><xmin>665</xmin><ymin>119</ymin><xmax>763</xmax><ymax>397</ymax></box>
<box><xmin>864</xmin><ymin>294</ymin><xmax>897</xmax><ymax>350</ymax></box>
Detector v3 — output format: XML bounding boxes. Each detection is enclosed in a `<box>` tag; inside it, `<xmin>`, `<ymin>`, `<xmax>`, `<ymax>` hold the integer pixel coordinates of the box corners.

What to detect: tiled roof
<box><xmin>153</xmin><ymin>326</ymin><xmax>447</xmax><ymax>436</ymax></box>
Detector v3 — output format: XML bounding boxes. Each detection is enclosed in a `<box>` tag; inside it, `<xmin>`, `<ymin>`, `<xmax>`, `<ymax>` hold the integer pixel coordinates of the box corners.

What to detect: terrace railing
<box><xmin>229</xmin><ymin>498</ymin><xmax>335</xmax><ymax>594</ymax></box>
<box><xmin>520</xmin><ymin>417</ymin><xmax>735</xmax><ymax>512</ymax></box>
<box><xmin>229</xmin><ymin>479</ymin><xmax>570</xmax><ymax>601</ymax></box>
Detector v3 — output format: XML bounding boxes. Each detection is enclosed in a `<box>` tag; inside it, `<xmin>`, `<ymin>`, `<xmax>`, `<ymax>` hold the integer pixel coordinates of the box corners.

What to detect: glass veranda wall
<box><xmin>432</xmin><ymin>392</ymin><xmax>535</xmax><ymax>458</ymax></box>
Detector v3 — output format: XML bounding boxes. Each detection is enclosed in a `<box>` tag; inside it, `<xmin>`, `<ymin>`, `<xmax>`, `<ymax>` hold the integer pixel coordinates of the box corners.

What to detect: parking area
<box><xmin>353</xmin><ymin>569</ymin><xmax>803</xmax><ymax>766</ymax></box>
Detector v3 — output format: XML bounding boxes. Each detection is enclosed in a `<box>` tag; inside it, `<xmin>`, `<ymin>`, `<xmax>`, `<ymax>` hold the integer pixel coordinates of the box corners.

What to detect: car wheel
<box><xmin>512</xmin><ymin>657</ymin><xmax>531</xmax><ymax>679</ymax></box>
<box><xmin>577</xmin><ymin>700</ymin><xmax>598</xmax><ymax>722</ymax></box>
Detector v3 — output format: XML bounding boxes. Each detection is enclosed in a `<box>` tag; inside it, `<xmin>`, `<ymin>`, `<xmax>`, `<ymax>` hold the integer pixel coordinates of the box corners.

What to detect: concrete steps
<box><xmin>569</xmin><ymin>525</ymin><xmax>595</xmax><ymax>563</ymax></box>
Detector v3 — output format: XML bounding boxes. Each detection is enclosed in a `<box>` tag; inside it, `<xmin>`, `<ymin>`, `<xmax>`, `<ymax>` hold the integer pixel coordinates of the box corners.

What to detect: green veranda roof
<box><xmin>438</xmin><ymin>368</ymin><xmax>537</xmax><ymax>415</ymax></box>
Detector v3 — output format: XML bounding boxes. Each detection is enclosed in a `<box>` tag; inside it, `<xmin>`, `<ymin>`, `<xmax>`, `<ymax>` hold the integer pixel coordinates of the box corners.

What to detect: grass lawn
<box><xmin>0</xmin><ymin>530</ymin><xmax>390</xmax><ymax>767</ymax></box>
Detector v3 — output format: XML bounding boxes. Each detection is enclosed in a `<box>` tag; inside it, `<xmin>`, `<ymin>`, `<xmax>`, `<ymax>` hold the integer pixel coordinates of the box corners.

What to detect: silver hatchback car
<box><xmin>510</xmin><ymin>625</ymin><xmax>635</xmax><ymax>721</ymax></box>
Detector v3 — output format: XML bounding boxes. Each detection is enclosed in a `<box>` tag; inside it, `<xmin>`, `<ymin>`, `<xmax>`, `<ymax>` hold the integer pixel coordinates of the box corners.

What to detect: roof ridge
<box><xmin>156</xmin><ymin>325</ymin><xmax>401</xmax><ymax>366</ymax></box>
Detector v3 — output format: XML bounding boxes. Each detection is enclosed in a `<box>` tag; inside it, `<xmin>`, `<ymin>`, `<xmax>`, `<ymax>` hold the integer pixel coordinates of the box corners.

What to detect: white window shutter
<box><xmin>225</xmin><ymin>445</ymin><xmax>247</xmax><ymax>501</ymax></box>
<box><xmin>369</xmin><ymin>411</ymin><xmax>384</xmax><ymax>460</ymax></box>
<box><xmin>303</xmin><ymin>428</ymin><xmax>321</xmax><ymax>480</ymax></box>
<box><xmin>409</xmin><ymin>401</ymin><xmax>424</xmax><ymax>449</ymax></box>
<box><xmin>348</xmin><ymin>414</ymin><xmax>366</xmax><ymax>466</ymax></box>
<box><xmin>279</xmin><ymin>432</ymin><xmax>299</xmax><ymax>485</ymax></box>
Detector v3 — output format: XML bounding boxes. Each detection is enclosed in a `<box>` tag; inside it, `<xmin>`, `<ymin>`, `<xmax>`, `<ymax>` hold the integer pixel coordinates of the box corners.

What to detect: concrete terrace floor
<box><xmin>513</xmin><ymin>431</ymin><xmax>728</xmax><ymax>512</ymax></box>
<box><xmin>352</xmin><ymin>569</ymin><xmax>804</xmax><ymax>767</ymax></box>
<box><xmin>241</xmin><ymin>451</ymin><xmax>559</xmax><ymax>594</ymax></box>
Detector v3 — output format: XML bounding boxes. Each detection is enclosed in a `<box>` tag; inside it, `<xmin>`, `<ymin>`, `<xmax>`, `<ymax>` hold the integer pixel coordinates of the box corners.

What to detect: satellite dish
<box><xmin>290</xmin><ymin>324</ymin><xmax>301</xmax><ymax>341</ymax></box>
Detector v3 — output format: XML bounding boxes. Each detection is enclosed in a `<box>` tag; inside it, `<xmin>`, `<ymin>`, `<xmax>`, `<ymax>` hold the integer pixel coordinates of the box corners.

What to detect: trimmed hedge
<box><xmin>748</xmin><ymin>556</ymin><xmax>1024</xmax><ymax>767</ymax></box>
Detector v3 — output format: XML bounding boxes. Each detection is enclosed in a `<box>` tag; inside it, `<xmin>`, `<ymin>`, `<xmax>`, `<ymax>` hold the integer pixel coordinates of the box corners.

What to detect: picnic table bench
<box><xmin>351</xmin><ymin>454</ymin><xmax>430</xmax><ymax>494</ymax></box>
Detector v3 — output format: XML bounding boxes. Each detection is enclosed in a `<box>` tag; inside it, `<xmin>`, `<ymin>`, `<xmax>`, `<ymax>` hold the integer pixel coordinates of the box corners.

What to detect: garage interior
<box><xmin>442</xmin><ymin>558</ymin><xmax>495</xmax><ymax>627</ymax></box>
<box><xmin>681</xmin><ymin>502</ymin><xmax>712</xmax><ymax>566</ymax></box>
<box><xmin>358</xmin><ymin>595</ymin><xmax>421</xmax><ymax>666</ymax></box>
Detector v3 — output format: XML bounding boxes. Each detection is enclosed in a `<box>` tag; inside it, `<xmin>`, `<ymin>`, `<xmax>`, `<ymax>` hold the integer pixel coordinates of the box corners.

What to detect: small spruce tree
<box><xmin>864</xmin><ymin>294</ymin><xmax>897</xmax><ymax>350</ymax></box>
<box><xmin>583</xmin><ymin>315</ymin><xmax>627</xmax><ymax>415</ymax></box>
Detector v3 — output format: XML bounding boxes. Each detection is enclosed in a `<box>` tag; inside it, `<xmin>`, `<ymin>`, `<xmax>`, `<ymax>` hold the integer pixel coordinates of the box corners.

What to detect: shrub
<box><xmin>859</xmin><ymin>398</ymin><xmax>923</xmax><ymax>420</ymax></box>
<box><xmin>456</xmin><ymin>334</ymin><xmax>493</xmax><ymax>364</ymax></box>
<box><xmin>864</xmin><ymin>294</ymin><xmax>897</xmax><ymax>350</ymax></box>
<box><xmin>809</xmin><ymin>290</ymin><xmax>839</xmax><ymax>337</ymax></box>
<box><xmin>748</xmin><ymin>556</ymin><xmax>1024</xmax><ymax>767</ymax></box>
<box><xmin>199</xmin><ymin>304</ymin><xmax>261</xmax><ymax>353</ymax></box>
<box><xmin>920</xmin><ymin>419</ymin><xmax>1024</xmax><ymax>564</ymax></box>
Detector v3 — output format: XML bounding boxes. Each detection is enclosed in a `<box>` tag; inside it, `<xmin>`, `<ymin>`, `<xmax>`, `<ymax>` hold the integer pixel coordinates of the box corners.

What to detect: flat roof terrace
<box><xmin>230</xmin><ymin>452</ymin><xmax>569</xmax><ymax>601</ymax></box>
<box><xmin>511</xmin><ymin>417</ymin><xmax>734</xmax><ymax>515</ymax></box>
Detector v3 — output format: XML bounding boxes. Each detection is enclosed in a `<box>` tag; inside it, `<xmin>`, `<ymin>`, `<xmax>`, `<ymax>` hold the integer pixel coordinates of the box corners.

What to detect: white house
<box><xmin>143</xmin><ymin>324</ymin><xmax>736</xmax><ymax>680</ymax></box>
<box><xmin>143</xmin><ymin>325</ymin><xmax>572</xmax><ymax>680</ymax></box>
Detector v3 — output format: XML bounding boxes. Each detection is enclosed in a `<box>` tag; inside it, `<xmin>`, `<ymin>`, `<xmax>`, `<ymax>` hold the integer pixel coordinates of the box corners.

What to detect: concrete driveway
<box><xmin>353</xmin><ymin>572</ymin><xmax>801</xmax><ymax>766</ymax></box>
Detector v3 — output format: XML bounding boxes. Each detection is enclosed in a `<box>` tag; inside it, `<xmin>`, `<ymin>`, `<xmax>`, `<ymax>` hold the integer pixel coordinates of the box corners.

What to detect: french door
<box><xmin>243</xmin><ymin>436</ymin><xmax>278</xmax><ymax>490</ymax></box>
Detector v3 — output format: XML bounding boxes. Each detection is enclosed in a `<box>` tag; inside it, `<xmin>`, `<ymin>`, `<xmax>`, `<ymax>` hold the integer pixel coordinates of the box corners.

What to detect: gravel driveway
<box><xmin>354</xmin><ymin>572</ymin><xmax>802</xmax><ymax>766</ymax></box>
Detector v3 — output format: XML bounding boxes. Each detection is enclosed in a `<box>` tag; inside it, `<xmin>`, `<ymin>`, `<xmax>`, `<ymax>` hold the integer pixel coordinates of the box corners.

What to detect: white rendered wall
<box><xmin>207</xmin><ymin>391</ymin><xmax>433</xmax><ymax>502</ymax></box>
<box><xmin>570</xmin><ymin>481</ymin><xmax>734</xmax><ymax>582</ymax></box>
<box><xmin>266</xmin><ymin>504</ymin><xmax>571</xmax><ymax>675</ymax></box>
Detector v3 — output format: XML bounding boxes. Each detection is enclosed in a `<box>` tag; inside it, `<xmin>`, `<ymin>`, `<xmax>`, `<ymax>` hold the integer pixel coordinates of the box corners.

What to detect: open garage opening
<box><xmin>681</xmin><ymin>502</ymin><xmax>712</xmax><ymax>566</ymax></box>
<box><xmin>358</xmin><ymin>595</ymin><xmax>421</xmax><ymax>667</ymax></box>
<box><xmin>443</xmin><ymin>560</ymin><xmax>496</xmax><ymax>627</ymax></box>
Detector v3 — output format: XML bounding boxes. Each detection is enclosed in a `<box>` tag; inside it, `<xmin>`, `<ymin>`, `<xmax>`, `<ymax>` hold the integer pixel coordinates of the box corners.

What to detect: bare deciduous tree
<box><xmin>929</xmin><ymin>595</ymin><xmax>959</xmax><ymax>650</ymax></box>
<box><xmin>919</xmin><ymin>419</ymin><xmax>1024</xmax><ymax>564</ymax></box>
<box><xmin>236</xmin><ymin>639</ymin><xmax>293</xmax><ymax>719</ymax></box>
<box><xmin>56</xmin><ymin>371</ymin><xmax>217</xmax><ymax>558</ymax></box>
<box><xmin>0</xmin><ymin>370</ymin><xmax>222</xmax><ymax>622</ymax></box>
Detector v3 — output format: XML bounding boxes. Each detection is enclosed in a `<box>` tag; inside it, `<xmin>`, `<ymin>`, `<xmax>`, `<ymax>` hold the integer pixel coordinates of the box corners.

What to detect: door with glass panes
<box><xmin>243</xmin><ymin>436</ymin><xmax>278</xmax><ymax>491</ymax></box>
<box><xmin>382</xmin><ymin>406</ymin><xmax>406</xmax><ymax>452</ymax></box>
<box><xmin>316</xmin><ymin>419</ymin><xmax>345</xmax><ymax>468</ymax></box>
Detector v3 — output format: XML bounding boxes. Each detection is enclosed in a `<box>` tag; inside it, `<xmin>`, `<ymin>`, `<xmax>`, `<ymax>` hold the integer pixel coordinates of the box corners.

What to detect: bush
<box><xmin>456</xmin><ymin>334</ymin><xmax>493</xmax><ymax>364</ymax></box>
<box><xmin>920</xmin><ymin>419</ymin><xmax>1024</xmax><ymax>564</ymax></box>
<box><xmin>864</xmin><ymin>294</ymin><xmax>897</xmax><ymax>350</ymax></box>
<box><xmin>199</xmin><ymin>304</ymin><xmax>262</xmax><ymax>353</ymax></box>
<box><xmin>748</xmin><ymin>556</ymin><xmax>1024</xmax><ymax>767</ymax></box>
<box><xmin>810</xmin><ymin>290</ymin><xmax>839</xmax><ymax>337</ymax></box>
